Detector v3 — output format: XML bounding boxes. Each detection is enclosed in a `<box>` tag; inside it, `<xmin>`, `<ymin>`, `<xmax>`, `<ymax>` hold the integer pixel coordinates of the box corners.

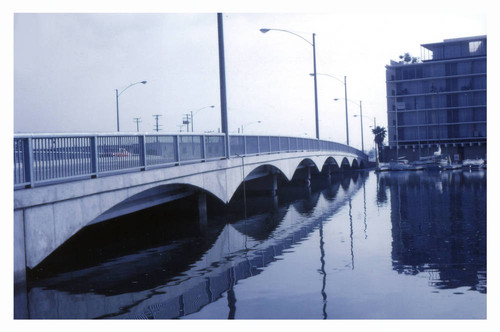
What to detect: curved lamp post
<box><xmin>311</xmin><ymin>73</ymin><xmax>349</xmax><ymax>145</ymax></box>
<box><xmin>354</xmin><ymin>113</ymin><xmax>377</xmax><ymax>160</ymax></box>
<box><xmin>241</xmin><ymin>120</ymin><xmax>261</xmax><ymax>133</ymax></box>
<box><xmin>115</xmin><ymin>81</ymin><xmax>147</xmax><ymax>132</ymax></box>
<box><xmin>260</xmin><ymin>28</ymin><xmax>319</xmax><ymax>140</ymax></box>
<box><xmin>335</xmin><ymin>98</ymin><xmax>363</xmax><ymax>150</ymax></box>
<box><xmin>191</xmin><ymin>105</ymin><xmax>215</xmax><ymax>132</ymax></box>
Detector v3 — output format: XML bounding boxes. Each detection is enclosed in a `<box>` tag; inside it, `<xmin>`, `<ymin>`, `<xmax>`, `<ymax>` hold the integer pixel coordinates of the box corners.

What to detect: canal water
<box><xmin>21</xmin><ymin>169</ymin><xmax>486</xmax><ymax>319</ymax></box>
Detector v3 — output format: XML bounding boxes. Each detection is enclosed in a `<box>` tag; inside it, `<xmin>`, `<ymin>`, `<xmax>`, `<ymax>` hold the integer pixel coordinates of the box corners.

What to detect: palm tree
<box><xmin>372</xmin><ymin>126</ymin><xmax>387</xmax><ymax>163</ymax></box>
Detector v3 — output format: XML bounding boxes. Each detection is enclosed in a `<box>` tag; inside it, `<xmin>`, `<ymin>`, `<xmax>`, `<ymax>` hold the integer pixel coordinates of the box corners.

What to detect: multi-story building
<box><xmin>385</xmin><ymin>35</ymin><xmax>486</xmax><ymax>161</ymax></box>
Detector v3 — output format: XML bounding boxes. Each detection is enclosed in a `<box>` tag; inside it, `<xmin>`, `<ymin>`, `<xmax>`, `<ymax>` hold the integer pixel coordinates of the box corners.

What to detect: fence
<box><xmin>14</xmin><ymin>133</ymin><xmax>366</xmax><ymax>189</ymax></box>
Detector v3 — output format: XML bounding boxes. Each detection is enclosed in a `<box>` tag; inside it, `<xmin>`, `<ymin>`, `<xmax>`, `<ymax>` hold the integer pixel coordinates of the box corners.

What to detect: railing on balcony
<box><xmin>14</xmin><ymin>133</ymin><xmax>366</xmax><ymax>189</ymax></box>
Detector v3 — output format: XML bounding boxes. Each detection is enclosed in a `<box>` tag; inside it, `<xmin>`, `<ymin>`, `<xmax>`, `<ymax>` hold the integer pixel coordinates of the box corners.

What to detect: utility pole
<box><xmin>182</xmin><ymin>114</ymin><xmax>191</xmax><ymax>132</ymax></box>
<box><xmin>133</xmin><ymin>117</ymin><xmax>142</xmax><ymax>132</ymax></box>
<box><xmin>152</xmin><ymin>114</ymin><xmax>162</xmax><ymax>132</ymax></box>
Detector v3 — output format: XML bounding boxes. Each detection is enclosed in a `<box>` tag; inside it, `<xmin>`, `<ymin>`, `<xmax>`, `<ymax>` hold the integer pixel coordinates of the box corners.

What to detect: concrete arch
<box><xmin>89</xmin><ymin>182</ymin><xmax>226</xmax><ymax>226</ymax></box>
<box><xmin>320</xmin><ymin>157</ymin><xmax>340</xmax><ymax>173</ymax></box>
<box><xmin>352</xmin><ymin>159</ymin><xmax>359</xmax><ymax>169</ymax></box>
<box><xmin>340</xmin><ymin>157</ymin><xmax>351</xmax><ymax>169</ymax></box>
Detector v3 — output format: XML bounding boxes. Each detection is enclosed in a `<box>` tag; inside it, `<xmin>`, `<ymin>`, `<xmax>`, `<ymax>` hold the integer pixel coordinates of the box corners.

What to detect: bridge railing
<box><xmin>14</xmin><ymin>133</ymin><xmax>366</xmax><ymax>189</ymax></box>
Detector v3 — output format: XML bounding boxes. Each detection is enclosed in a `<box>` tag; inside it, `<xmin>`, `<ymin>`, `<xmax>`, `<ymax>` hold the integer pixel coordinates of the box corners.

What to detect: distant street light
<box><xmin>191</xmin><ymin>105</ymin><xmax>215</xmax><ymax>132</ymax></box>
<box><xmin>241</xmin><ymin>120</ymin><xmax>261</xmax><ymax>133</ymax></box>
<box><xmin>335</xmin><ymin>98</ymin><xmax>364</xmax><ymax>152</ymax></box>
<box><xmin>260</xmin><ymin>28</ymin><xmax>319</xmax><ymax>139</ymax></box>
<box><xmin>313</xmin><ymin>73</ymin><xmax>349</xmax><ymax>146</ymax></box>
<box><xmin>354</xmin><ymin>113</ymin><xmax>377</xmax><ymax>157</ymax></box>
<box><xmin>115</xmin><ymin>81</ymin><xmax>147</xmax><ymax>132</ymax></box>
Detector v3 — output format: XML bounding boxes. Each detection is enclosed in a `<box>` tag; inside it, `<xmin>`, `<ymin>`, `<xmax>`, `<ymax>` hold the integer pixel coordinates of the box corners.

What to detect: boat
<box><xmin>462</xmin><ymin>158</ymin><xmax>485</xmax><ymax>170</ymax></box>
<box><xmin>442</xmin><ymin>163</ymin><xmax>462</xmax><ymax>170</ymax></box>
<box><xmin>408</xmin><ymin>162</ymin><xmax>426</xmax><ymax>171</ymax></box>
<box><xmin>389</xmin><ymin>158</ymin><xmax>414</xmax><ymax>171</ymax></box>
<box><xmin>375</xmin><ymin>162</ymin><xmax>391</xmax><ymax>172</ymax></box>
<box><xmin>417</xmin><ymin>147</ymin><xmax>449</xmax><ymax>170</ymax></box>
<box><xmin>442</xmin><ymin>156</ymin><xmax>462</xmax><ymax>170</ymax></box>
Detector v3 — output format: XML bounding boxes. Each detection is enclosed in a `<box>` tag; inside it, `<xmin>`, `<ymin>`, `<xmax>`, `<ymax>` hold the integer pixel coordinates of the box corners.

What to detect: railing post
<box><xmin>202</xmin><ymin>135</ymin><xmax>206</xmax><ymax>161</ymax></box>
<box><xmin>175</xmin><ymin>135</ymin><xmax>181</xmax><ymax>164</ymax></box>
<box><xmin>91</xmin><ymin>136</ymin><xmax>99</xmax><ymax>178</ymax></box>
<box><xmin>244</xmin><ymin>135</ymin><xmax>247</xmax><ymax>156</ymax></box>
<box><xmin>140</xmin><ymin>135</ymin><xmax>147</xmax><ymax>170</ymax></box>
<box><xmin>257</xmin><ymin>136</ymin><xmax>260</xmax><ymax>155</ymax></box>
<box><xmin>23</xmin><ymin>137</ymin><xmax>34</xmax><ymax>188</ymax></box>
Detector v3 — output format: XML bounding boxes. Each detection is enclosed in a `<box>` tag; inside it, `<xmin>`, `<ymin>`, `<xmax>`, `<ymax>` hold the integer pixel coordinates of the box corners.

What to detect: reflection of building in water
<box><xmin>383</xmin><ymin>171</ymin><xmax>486</xmax><ymax>293</ymax></box>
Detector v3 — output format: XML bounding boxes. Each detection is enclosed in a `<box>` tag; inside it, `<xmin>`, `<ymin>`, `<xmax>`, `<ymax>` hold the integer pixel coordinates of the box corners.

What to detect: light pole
<box><xmin>241</xmin><ymin>120</ymin><xmax>261</xmax><ymax>133</ymax></box>
<box><xmin>335</xmin><ymin>98</ymin><xmax>365</xmax><ymax>150</ymax></box>
<box><xmin>115</xmin><ymin>81</ymin><xmax>147</xmax><ymax>132</ymax></box>
<box><xmin>260</xmin><ymin>28</ymin><xmax>319</xmax><ymax>139</ymax></box>
<box><xmin>311</xmin><ymin>73</ymin><xmax>349</xmax><ymax>145</ymax></box>
<box><xmin>191</xmin><ymin>105</ymin><xmax>215</xmax><ymax>132</ymax></box>
<box><xmin>354</xmin><ymin>113</ymin><xmax>377</xmax><ymax>161</ymax></box>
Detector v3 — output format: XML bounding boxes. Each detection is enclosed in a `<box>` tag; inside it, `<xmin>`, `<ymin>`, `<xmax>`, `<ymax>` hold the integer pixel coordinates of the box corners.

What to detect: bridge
<box><xmin>13</xmin><ymin>132</ymin><xmax>367</xmax><ymax>285</ymax></box>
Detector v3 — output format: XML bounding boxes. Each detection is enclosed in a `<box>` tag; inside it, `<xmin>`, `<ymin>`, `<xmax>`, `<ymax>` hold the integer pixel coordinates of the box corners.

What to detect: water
<box><xmin>21</xmin><ymin>170</ymin><xmax>486</xmax><ymax>319</ymax></box>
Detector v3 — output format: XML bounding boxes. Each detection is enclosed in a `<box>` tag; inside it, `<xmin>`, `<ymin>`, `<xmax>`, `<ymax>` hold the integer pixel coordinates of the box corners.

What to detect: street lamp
<box><xmin>311</xmin><ymin>73</ymin><xmax>349</xmax><ymax>145</ymax></box>
<box><xmin>335</xmin><ymin>98</ymin><xmax>364</xmax><ymax>150</ymax></box>
<box><xmin>191</xmin><ymin>105</ymin><xmax>215</xmax><ymax>132</ymax></box>
<box><xmin>260</xmin><ymin>28</ymin><xmax>319</xmax><ymax>139</ymax></box>
<box><xmin>115</xmin><ymin>81</ymin><xmax>147</xmax><ymax>132</ymax></box>
<box><xmin>241</xmin><ymin>120</ymin><xmax>261</xmax><ymax>133</ymax></box>
<box><xmin>354</xmin><ymin>112</ymin><xmax>378</xmax><ymax>154</ymax></box>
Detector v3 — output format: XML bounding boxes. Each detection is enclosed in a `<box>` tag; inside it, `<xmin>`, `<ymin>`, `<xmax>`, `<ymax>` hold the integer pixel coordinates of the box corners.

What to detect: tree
<box><xmin>399</xmin><ymin>52</ymin><xmax>419</xmax><ymax>64</ymax></box>
<box><xmin>372</xmin><ymin>126</ymin><xmax>387</xmax><ymax>163</ymax></box>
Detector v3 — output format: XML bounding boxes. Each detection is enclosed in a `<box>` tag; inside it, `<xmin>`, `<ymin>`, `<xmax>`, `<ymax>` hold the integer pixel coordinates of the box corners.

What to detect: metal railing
<box><xmin>14</xmin><ymin>133</ymin><xmax>366</xmax><ymax>189</ymax></box>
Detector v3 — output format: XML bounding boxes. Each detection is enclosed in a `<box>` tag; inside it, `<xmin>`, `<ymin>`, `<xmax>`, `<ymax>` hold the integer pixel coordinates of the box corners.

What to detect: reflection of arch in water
<box><xmin>292</xmin><ymin>190</ymin><xmax>321</xmax><ymax>215</ymax></box>
<box><xmin>28</xmin><ymin>219</ymin><xmax>227</xmax><ymax>298</ymax></box>
<box><xmin>230</xmin><ymin>206</ymin><xmax>289</xmax><ymax>241</ymax></box>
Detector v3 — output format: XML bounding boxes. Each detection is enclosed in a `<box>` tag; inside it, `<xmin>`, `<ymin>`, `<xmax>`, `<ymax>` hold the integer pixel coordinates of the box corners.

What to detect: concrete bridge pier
<box><xmin>197</xmin><ymin>192</ymin><xmax>208</xmax><ymax>232</ymax></box>
<box><xmin>14</xmin><ymin>210</ymin><xmax>28</xmax><ymax>318</ymax></box>
<box><xmin>271</xmin><ymin>172</ymin><xmax>278</xmax><ymax>197</ymax></box>
<box><xmin>326</xmin><ymin>164</ymin><xmax>332</xmax><ymax>183</ymax></box>
<box><xmin>305</xmin><ymin>166</ymin><xmax>311</xmax><ymax>187</ymax></box>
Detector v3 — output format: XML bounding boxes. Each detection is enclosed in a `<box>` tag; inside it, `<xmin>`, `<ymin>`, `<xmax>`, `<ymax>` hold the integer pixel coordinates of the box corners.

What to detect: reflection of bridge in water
<box><xmin>26</xmin><ymin>173</ymin><xmax>366</xmax><ymax>319</ymax></box>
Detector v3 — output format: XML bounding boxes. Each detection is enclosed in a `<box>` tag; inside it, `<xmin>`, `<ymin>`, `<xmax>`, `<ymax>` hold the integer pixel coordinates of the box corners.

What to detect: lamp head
<box><xmin>333</xmin><ymin>98</ymin><xmax>340</xmax><ymax>101</ymax></box>
<box><xmin>260</xmin><ymin>28</ymin><xmax>270</xmax><ymax>33</ymax></box>
<box><xmin>141</xmin><ymin>81</ymin><xmax>147</xmax><ymax>84</ymax></box>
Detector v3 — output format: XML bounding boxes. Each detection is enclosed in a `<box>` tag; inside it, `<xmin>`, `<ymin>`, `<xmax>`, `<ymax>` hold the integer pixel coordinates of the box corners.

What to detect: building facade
<box><xmin>385</xmin><ymin>35</ymin><xmax>486</xmax><ymax>161</ymax></box>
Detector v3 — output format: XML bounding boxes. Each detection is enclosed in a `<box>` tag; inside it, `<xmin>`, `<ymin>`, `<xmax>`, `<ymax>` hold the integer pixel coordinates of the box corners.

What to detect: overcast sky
<box><xmin>11</xmin><ymin>2</ymin><xmax>489</xmax><ymax>151</ymax></box>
